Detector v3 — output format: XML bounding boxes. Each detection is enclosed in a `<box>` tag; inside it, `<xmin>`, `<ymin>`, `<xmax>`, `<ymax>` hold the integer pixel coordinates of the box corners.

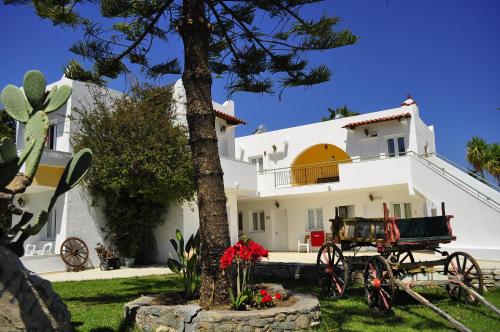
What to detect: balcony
<box><xmin>256</xmin><ymin>155</ymin><xmax>412</xmax><ymax>197</ymax></box>
<box><xmin>220</xmin><ymin>156</ymin><xmax>258</xmax><ymax>194</ymax></box>
<box><xmin>273</xmin><ymin>161</ymin><xmax>342</xmax><ymax>187</ymax></box>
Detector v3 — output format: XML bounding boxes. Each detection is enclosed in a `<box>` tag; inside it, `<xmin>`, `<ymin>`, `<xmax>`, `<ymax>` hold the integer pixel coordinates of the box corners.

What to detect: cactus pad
<box><xmin>0</xmin><ymin>138</ymin><xmax>17</xmax><ymax>164</ymax></box>
<box><xmin>23</xmin><ymin>111</ymin><xmax>49</xmax><ymax>178</ymax></box>
<box><xmin>49</xmin><ymin>148</ymin><xmax>92</xmax><ymax>211</ymax></box>
<box><xmin>23</xmin><ymin>70</ymin><xmax>47</xmax><ymax>111</ymax></box>
<box><xmin>1</xmin><ymin>85</ymin><xmax>29</xmax><ymax>123</ymax></box>
<box><xmin>44</xmin><ymin>85</ymin><xmax>72</xmax><ymax>113</ymax></box>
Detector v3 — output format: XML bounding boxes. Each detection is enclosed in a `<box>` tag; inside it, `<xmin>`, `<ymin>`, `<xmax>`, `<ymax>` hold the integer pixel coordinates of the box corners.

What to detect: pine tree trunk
<box><xmin>180</xmin><ymin>0</ymin><xmax>231</xmax><ymax>308</ymax></box>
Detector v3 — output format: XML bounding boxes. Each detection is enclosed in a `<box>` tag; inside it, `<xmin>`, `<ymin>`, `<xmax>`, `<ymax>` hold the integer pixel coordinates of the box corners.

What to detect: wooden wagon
<box><xmin>317</xmin><ymin>203</ymin><xmax>499</xmax><ymax>332</ymax></box>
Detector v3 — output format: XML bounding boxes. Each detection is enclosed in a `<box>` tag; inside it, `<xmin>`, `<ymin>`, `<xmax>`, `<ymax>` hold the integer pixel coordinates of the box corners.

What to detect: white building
<box><xmin>235</xmin><ymin>97</ymin><xmax>500</xmax><ymax>260</ymax></box>
<box><xmin>14</xmin><ymin>78</ymin><xmax>500</xmax><ymax>273</ymax></box>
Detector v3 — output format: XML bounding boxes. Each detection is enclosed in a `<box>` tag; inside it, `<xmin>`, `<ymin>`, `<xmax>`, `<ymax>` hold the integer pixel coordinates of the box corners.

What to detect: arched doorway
<box><xmin>291</xmin><ymin>144</ymin><xmax>351</xmax><ymax>185</ymax></box>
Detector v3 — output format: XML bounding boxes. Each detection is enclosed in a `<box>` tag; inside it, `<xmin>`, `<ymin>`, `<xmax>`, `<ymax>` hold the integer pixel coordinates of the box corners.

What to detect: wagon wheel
<box><xmin>384</xmin><ymin>251</ymin><xmax>415</xmax><ymax>277</ymax></box>
<box><xmin>364</xmin><ymin>256</ymin><xmax>396</xmax><ymax>312</ymax></box>
<box><xmin>60</xmin><ymin>237</ymin><xmax>89</xmax><ymax>268</ymax></box>
<box><xmin>317</xmin><ymin>243</ymin><xmax>348</xmax><ymax>299</ymax></box>
<box><xmin>444</xmin><ymin>252</ymin><xmax>483</xmax><ymax>304</ymax></box>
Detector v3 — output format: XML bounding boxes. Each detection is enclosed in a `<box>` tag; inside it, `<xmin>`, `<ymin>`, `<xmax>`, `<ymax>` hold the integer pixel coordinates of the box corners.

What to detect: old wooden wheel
<box><xmin>317</xmin><ymin>243</ymin><xmax>348</xmax><ymax>299</ymax></box>
<box><xmin>364</xmin><ymin>255</ymin><xmax>396</xmax><ymax>312</ymax></box>
<box><xmin>60</xmin><ymin>237</ymin><xmax>89</xmax><ymax>268</ymax></box>
<box><xmin>384</xmin><ymin>250</ymin><xmax>415</xmax><ymax>277</ymax></box>
<box><xmin>444</xmin><ymin>251</ymin><xmax>483</xmax><ymax>304</ymax></box>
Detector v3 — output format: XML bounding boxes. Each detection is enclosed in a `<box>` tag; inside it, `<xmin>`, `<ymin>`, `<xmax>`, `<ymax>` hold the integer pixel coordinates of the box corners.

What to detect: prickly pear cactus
<box><xmin>0</xmin><ymin>70</ymin><xmax>73</xmax><ymax>181</ymax></box>
<box><xmin>0</xmin><ymin>70</ymin><xmax>92</xmax><ymax>257</ymax></box>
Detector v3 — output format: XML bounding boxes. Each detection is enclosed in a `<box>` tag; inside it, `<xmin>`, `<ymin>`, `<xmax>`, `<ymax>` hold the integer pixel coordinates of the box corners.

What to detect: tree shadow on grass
<box><xmin>257</xmin><ymin>276</ymin><xmax>469</xmax><ymax>331</ymax></box>
<box><xmin>60</xmin><ymin>276</ymin><xmax>181</xmax><ymax>304</ymax></box>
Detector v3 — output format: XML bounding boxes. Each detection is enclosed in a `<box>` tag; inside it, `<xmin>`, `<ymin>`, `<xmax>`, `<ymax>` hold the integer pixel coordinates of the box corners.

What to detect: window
<box><xmin>46</xmin><ymin>209</ymin><xmax>57</xmax><ymax>239</ymax></box>
<box><xmin>387</xmin><ymin>136</ymin><xmax>406</xmax><ymax>157</ymax></box>
<box><xmin>397</xmin><ymin>137</ymin><xmax>406</xmax><ymax>156</ymax></box>
<box><xmin>252</xmin><ymin>211</ymin><xmax>265</xmax><ymax>231</ymax></box>
<box><xmin>338</xmin><ymin>205</ymin><xmax>354</xmax><ymax>219</ymax></box>
<box><xmin>392</xmin><ymin>203</ymin><xmax>412</xmax><ymax>218</ymax></box>
<box><xmin>249</xmin><ymin>156</ymin><xmax>264</xmax><ymax>173</ymax></box>
<box><xmin>307</xmin><ymin>208</ymin><xmax>324</xmax><ymax>230</ymax></box>
<box><xmin>46</xmin><ymin>124</ymin><xmax>57</xmax><ymax>150</ymax></box>
<box><xmin>238</xmin><ymin>212</ymin><xmax>243</xmax><ymax>234</ymax></box>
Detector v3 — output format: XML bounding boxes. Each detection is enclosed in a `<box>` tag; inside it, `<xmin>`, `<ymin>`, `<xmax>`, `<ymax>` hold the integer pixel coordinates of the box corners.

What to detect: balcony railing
<box><xmin>273</xmin><ymin>161</ymin><xmax>344</xmax><ymax>187</ymax></box>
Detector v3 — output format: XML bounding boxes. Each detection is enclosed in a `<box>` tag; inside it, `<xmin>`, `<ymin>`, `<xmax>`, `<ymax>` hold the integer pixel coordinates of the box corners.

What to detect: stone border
<box><xmin>124</xmin><ymin>286</ymin><xmax>320</xmax><ymax>331</ymax></box>
<box><xmin>255</xmin><ymin>262</ymin><xmax>500</xmax><ymax>288</ymax></box>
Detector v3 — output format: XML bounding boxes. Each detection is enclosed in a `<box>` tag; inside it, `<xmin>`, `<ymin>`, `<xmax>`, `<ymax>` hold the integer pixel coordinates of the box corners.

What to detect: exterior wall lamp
<box><xmin>369</xmin><ymin>193</ymin><xmax>374</xmax><ymax>202</ymax></box>
<box><xmin>220</xmin><ymin>124</ymin><xmax>227</xmax><ymax>133</ymax></box>
<box><xmin>274</xmin><ymin>201</ymin><xmax>280</xmax><ymax>208</ymax></box>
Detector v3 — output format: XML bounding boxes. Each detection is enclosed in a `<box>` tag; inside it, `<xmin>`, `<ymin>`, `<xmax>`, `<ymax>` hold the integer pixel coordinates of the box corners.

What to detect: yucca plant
<box><xmin>167</xmin><ymin>229</ymin><xmax>201</xmax><ymax>299</ymax></box>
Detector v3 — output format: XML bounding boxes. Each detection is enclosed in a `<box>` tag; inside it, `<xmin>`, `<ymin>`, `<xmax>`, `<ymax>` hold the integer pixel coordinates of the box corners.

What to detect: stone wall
<box><xmin>255</xmin><ymin>261</ymin><xmax>500</xmax><ymax>289</ymax></box>
<box><xmin>125</xmin><ymin>289</ymin><xmax>320</xmax><ymax>332</ymax></box>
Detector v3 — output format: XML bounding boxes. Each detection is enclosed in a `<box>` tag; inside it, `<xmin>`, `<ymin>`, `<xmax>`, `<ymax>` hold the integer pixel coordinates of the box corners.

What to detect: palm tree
<box><xmin>466</xmin><ymin>136</ymin><xmax>488</xmax><ymax>179</ymax></box>
<box><xmin>322</xmin><ymin>105</ymin><xmax>360</xmax><ymax>121</ymax></box>
<box><xmin>485</xmin><ymin>142</ymin><xmax>500</xmax><ymax>186</ymax></box>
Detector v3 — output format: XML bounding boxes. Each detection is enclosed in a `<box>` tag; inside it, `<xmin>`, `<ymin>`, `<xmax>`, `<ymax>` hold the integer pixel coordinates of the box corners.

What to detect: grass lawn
<box><xmin>52</xmin><ymin>274</ymin><xmax>500</xmax><ymax>332</ymax></box>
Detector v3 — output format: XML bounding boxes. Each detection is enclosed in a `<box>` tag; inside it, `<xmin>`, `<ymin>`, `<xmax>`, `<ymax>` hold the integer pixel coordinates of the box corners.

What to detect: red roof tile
<box><xmin>215</xmin><ymin>110</ymin><xmax>247</xmax><ymax>125</ymax></box>
<box><xmin>342</xmin><ymin>113</ymin><xmax>411</xmax><ymax>129</ymax></box>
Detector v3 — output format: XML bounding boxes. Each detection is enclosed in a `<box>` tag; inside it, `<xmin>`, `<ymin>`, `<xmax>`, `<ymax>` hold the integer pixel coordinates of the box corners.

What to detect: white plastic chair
<box><xmin>38</xmin><ymin>243</ymin><xmax>53</xmax><ymax>255</ymax></box>
<box><xmin>297</xmin><ymin>235</ymin><xmax>311</xmax><ymax>253</ymax></box>
<box><xmin>25</xmin><ymin>244</ymin><xmax>36</xmax><ymax>256</ymax></box>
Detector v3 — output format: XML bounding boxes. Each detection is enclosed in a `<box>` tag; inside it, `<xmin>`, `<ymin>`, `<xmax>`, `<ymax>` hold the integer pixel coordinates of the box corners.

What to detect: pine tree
<box><xmin>5</xmin><ymin>0</ymin><xmax>356</xmax><ymax>307</ymax></box>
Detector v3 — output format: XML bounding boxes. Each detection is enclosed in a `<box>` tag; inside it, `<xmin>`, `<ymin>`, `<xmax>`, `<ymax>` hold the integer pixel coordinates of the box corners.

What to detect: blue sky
<box><xmin>0</xmin><ymin>0</ymin><xmax>498</xmax><ymax>171</ymax></box>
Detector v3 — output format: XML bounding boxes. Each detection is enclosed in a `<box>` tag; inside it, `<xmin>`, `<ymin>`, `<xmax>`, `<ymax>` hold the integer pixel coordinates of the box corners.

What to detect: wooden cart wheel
<box><xmin>364</xmin><ymin>256</ymin><xmax>396</xmax><ymax>312</ymax></box>
<box><xmin>384</xmin><ymin>251</ymin><xmax>415</xmax><ymax>277</ymax></box>
<box><xmin>317</xmin><ymin>243</ymin><xmax>348</xmax><ymax>299</ymax></box>
<box><xmin>60</xmin><ymin>237</ymin><xmax>89</xmax><ymax>268</ymax></box>
<box><xmin>444</xmin><ymin>251</ymin><xmax>483</xmax><ymax>304</ymax></box>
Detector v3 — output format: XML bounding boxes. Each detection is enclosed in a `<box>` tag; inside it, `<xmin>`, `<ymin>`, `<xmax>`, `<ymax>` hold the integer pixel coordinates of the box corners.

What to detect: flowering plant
<box><xmin>254</xmin><ymin>289</ymin><xmax>282</xmax><ymax>309</ymax></box>
<box><xmin>220</xmin><ymin>237</ymin><xmax>269</xmax><ymax>310</ymax></box>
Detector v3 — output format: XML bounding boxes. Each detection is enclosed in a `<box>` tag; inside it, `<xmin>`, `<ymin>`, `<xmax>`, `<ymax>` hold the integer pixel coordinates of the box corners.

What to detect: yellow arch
<box><xmin>291</xmin><ymin>144</ymin><xmax>351</xmax><ymax>185</ymax></box>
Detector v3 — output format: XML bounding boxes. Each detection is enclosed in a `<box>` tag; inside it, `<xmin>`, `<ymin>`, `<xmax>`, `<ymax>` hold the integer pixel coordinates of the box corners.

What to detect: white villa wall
<box><xmin>238</xmin><ymin>185</ymin><xmax>427</xmax><ymax>251</ymax></box>
<box><xmin>235</xmin><ymin>105</ymin><xmax>423</xmax><ymax>170</ymax></box>
<box><xmin>154</xmin><ymin>189</ymin><xmax>241</xmax><ymax>263</ymax></box>
<box><xmin>64</xmin><ymin>186</ymin><xmax>107</xmax><ymax>267</ymax></box>
<box><xmin>409</xmin><ymin>156</ymin><xmax>500</xmax><ymax>259</ymax></box>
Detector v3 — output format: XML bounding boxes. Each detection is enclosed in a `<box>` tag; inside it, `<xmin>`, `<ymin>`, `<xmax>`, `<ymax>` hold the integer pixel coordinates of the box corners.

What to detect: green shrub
<box><xmin>72</xmin><ymin>84</ymin><xmax>195</xmax><ymax>264</ymax></box>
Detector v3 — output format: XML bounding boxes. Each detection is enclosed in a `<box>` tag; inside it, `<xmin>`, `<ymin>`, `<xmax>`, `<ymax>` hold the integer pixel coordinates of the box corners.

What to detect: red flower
<box><xmin>247</xmin><ymin>240</ymin><xmax>269</xmax><ymax>262</ymax></box>
<box><xmin>261</xmin><ymin>294</ymin><xmax>272</xmax><ymax>303</ymax></box>
<box><xmin>239</xmin><ymin>245</ymin><xmax>252</xmax><ymax>261</ymax></box>
<box><xmin>275</xmin><ymin>293</ymin><xmax>282</xmax><ymax>300</ymax></box>
<box><xmin>260</xmin><ymin>289</ymin><xmax>267</xmax><ymax>296</ymax></box>
<box><xmin>220</xmin><ymin>246</ymin><xmax>236</xmax><ymax>269</ymax></box>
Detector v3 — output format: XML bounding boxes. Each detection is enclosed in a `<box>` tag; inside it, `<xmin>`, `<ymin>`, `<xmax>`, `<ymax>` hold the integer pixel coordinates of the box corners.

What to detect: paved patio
<box><xmin>42</xmin><ymin>265</ymin><xmax>171</xmax><ymax>282</ymax></box>
<box><xmin>40</xmin><ymin>251</ymin><xmax>500</xmax><ymax>282</ymax></box>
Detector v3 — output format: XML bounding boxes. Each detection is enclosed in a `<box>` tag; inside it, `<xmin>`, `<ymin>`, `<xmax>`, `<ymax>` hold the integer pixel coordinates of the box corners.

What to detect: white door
<box><xmin>361</xmin><ymin>139</ymin><xmax>378</xmax><ymax>159</ymax></box>
<box><xmin>272</xmin><ymin>209</ymin><xmax>289</xmax><ymax>251</ymax></box>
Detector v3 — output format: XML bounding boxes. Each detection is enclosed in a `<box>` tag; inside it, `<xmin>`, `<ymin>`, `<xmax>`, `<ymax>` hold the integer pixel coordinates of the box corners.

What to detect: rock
<box><xmin>0</xmin><ymin>246</ymin><xmax>72</xmax><ymax>331</ymax></box>
<box><xmin>295</xmin><ymin>315</ymin><xmax>310</xmax><ymax>329</ymax></box>
<box><xmin>275</xmin><ymin>313</ymin><xmax>287</xmax><ymax>322</ymax></box>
